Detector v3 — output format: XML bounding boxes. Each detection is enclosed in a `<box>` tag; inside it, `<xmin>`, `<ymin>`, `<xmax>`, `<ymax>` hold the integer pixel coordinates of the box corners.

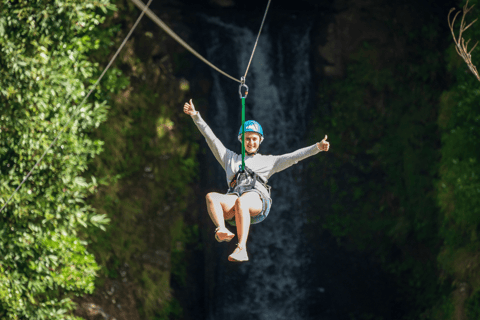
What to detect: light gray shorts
<box><xmin>225</xmin><ymin>189</ymin><xmax>272</xmax><ymax>226</ymax></box>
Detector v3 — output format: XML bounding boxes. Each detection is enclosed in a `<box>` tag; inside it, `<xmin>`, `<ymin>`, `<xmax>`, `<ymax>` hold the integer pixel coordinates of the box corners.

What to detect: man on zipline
<box><xmin>183</xmin><ymin>99</ymin><xmax>330</xmax><ymax>262</ymax></box>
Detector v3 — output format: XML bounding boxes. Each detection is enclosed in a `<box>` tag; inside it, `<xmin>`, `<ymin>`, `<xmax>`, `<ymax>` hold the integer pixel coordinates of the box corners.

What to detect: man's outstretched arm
<box><xmin>183</xmin><ymin>99</ymin><xmax>228</xmax><ymax>169</ymax></box>
<box><xmin>271</xmin><ymin>135</ymin><xmax>330</xmax><ymax>174</ymax></box>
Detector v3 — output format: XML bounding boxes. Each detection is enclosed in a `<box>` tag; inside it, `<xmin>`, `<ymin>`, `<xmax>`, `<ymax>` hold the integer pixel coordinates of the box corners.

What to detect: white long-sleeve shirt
<box><xmin>191</xmin><ymin>112</ymin><xmax>321</xmax><ymax>198</ymax></box>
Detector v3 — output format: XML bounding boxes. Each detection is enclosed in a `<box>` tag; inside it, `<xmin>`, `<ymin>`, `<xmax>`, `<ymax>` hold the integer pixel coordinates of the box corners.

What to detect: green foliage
<box><xmin>80</xmin><ymin>3</ymin><xmax>200</xmax><ymax>317</ymax></box>
<box><xmin>437</xmin><ymin>0</ymin><xmax>480</xmax><ymax>315</ymax></box>
<box><xmin>307</xmin><ymin>2</ymin><xmax>449</xmax><ymax>318</ymax></box>
<box><xmin>466</xmin><ymin>290</ymin><xmax>480</xmax><ymax>320</ymax></box>
<box><xmin>0</xmin><ymin>0</ymin><xmax>121</xmax><ymax>318</ymax></box>
<box><xmin>170</xmin><ymin>218</ymin><xmax>200</xmax><ymax>288</ymax></box>
<box><xmin>308</xmin><ymin>0</ymin><xmax>480</xmax><ymax>317</ymax></box>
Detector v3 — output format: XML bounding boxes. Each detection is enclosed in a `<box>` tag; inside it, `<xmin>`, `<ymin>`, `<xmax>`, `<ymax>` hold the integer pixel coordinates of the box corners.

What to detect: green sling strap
<box><xmin>239</xmin><ymin>78</ymin><xmax>248</xmax><ymax>172</ymax></box>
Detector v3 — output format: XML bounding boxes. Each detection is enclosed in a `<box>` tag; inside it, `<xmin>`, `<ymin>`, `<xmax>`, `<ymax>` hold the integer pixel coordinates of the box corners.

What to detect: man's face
<box><xmin>244</xmin><ymin>131</ymin><xmax>261</xmax><ymax>154</ymax></box>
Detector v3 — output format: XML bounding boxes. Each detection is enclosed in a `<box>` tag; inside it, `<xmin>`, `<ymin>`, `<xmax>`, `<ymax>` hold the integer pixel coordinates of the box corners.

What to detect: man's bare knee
<box><xmin>206</xmin><ymin>192</ymin><xmax>216</xmax><ymax>204</ymax></box>
<box><xmin>236</xmin><ymin>193</ymin><xmax>262</xmax><ymax>216</ymax></box>
<box><xmin>235</xmin><ymin>197</ymin><xmax>248</xmax><ymax>211</ymax></box>
<box><xmin>205</xmin><ymin>192</ymin><xmax>211</xmax><ymax>202</ymax></box>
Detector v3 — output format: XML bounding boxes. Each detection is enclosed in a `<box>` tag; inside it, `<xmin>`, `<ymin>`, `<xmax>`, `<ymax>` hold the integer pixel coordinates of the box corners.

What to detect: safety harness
<box><xmin>228</xmin><ymin>166</ymin><xmax>272</xmax><ymax>198</ymax></box>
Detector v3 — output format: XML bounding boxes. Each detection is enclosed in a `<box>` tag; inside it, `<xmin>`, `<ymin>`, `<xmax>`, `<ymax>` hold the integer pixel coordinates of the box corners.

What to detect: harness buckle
<box><xmin>239</xmin><ymin>76</ymin><xmax>248</xmax><ymax>99</ymax></box>
<box><xmin>228</xmin><ymin>165</ymin><xmax>271</xmax><ymax>198</ymax></box>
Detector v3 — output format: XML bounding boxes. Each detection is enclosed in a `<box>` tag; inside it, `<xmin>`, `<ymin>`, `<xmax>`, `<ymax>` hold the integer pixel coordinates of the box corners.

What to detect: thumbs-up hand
<box><xmin>183</xmin><ymin>99</ymin><xmax>197</xmax><ymax>116</ymax></box>
<box><xmin>317</xmin><ymin>135</ymin><xmax>330</xmax><ymax>152</ymax></box>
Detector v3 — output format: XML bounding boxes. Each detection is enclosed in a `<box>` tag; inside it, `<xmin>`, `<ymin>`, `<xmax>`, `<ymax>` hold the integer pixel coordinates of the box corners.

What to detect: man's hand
<box><xmin>317</xmin><ymin>135</ymin><xmax>330</xmax><ymax>151</ymax></box>
<box><xmin>183</xmin><ymin>99</ymin><xmax>197</xmax><ymax>116</ymax></box>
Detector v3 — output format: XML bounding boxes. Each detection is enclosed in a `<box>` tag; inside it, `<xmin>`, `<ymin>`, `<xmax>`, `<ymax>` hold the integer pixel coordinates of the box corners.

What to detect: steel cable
<box><xmin>130</xmin><ymin>0</ymin><xmax>242</xmax><ymax>83</ymax></box>
<box><xmin>131</xmin><ymin>0</ymin><xmax>273</xmax><ymax>84</ymax></box>
<box><xmin>243</xmin><ymin>0</ymin><xmax>272</xmax><ymax>81</ymax></box>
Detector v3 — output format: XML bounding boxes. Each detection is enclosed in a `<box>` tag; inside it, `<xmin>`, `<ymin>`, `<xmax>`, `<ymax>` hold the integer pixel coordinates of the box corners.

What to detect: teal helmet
<box><xmin>238</xmin><ymin>120</ymin><xmax>264</xmax><ymax>143</ymax></box>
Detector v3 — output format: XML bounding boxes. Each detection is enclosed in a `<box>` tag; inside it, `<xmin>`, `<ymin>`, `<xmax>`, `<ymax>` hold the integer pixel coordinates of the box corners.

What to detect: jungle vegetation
<box><xmin>1</xmin><ymin>0</ymin><xmax>480</xmax><ymax>319</ymax></box>
<box><xmin>307</xmin><ymin>0</ymin><xmax>480</xmax><ymax>318</ymax></box>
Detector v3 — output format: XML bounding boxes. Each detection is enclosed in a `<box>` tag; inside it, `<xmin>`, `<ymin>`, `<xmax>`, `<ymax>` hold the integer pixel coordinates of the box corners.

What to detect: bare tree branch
<box><xmin>448</xmin><ymin>0</ymin><xmax>480</xmax><ymax>81</ymax></box>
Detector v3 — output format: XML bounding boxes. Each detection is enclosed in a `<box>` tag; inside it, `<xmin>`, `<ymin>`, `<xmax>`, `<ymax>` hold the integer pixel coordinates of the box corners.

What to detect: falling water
<box><xmin>199</xmin><ymin>13</ymin><xmax>314</xmax><ymax>320</ymax></box>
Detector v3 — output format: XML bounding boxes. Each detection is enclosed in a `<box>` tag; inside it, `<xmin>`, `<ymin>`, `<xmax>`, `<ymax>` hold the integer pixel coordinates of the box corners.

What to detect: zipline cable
<box><xmin>239</xmin><ymin>0</ymin><xmax>271</xmax><ymax>171</ymax></box>
<box><xmin>239</xmin><ymin>0</ymin><xmax>271</xmax><ymax>170</ymax></box>
<box><xmin>130</xmin><ymin>0</ymin><xmax>242</xmax><ymax>83</ymax></box>
<box><xmin>0</xmin><ymin>0</ymin><xmax>153</xmax><ymax>214</ymax></box>
<box><xmin>243</xmin><ymin>0</ymin><xmax>272</xmax><ymax>81</ymax></box>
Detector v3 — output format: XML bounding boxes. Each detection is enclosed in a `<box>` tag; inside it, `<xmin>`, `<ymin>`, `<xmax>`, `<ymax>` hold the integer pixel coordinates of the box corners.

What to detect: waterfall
<box><xmin>199</xmin><ymin>13</ymin><xmax>314</xmax><ymax>320</ymax></box>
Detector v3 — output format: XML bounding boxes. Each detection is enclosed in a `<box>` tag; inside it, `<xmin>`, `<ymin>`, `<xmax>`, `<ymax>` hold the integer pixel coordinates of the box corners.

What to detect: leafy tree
<box><xmin>76</xmin><ymin>2</ymin><xmax>200</xmax><ymax>318</ymax></box>
<box><xmin>306</xmin><ymin>1</ymin><xmax>451</xmax><ymax>318</ymax></box>
<box><xmin>438</xmin><ymin>0</ymin><xmax>480</xmax><ymax>316</ymax></box>
<box><xmin>0</xmin><ymin>0</ymin><xmax>122</xmax><ymax>318</ymax></box>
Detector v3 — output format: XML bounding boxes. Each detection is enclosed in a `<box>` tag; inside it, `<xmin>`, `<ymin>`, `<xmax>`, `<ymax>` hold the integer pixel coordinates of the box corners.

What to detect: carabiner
<box><xmin>239</xmin><ymin>76</ymin><xmax>248</xmax><ymax>99</ymax></box>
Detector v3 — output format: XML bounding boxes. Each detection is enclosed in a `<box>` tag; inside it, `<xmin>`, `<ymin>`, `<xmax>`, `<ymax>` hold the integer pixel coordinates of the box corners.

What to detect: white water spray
<box><xmin>203</xmin><ymin>15</ymin><xmax>312</xmax><ymax>320</ymax></box>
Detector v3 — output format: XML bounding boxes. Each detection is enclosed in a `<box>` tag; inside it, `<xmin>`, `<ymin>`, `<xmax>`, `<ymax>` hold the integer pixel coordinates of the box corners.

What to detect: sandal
<box><xmin>228</xmin><ymin>245</ymin><xmax>249</xmax><ymax>262</ymax></box>
<box><xmin>215</xmin><ymin>227</ymin><xmax>235</xmax><ymax>243</ymax></box>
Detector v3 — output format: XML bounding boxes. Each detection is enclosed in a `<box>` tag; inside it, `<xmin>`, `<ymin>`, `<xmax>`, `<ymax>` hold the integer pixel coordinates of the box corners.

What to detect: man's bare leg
<box><xmin>205</xmin><ymin>192</ymin><xmax>237</xmax><ymax>241</ymax></box>
<box><xmin>229</xmin><ymin>192</ymin><xmax>262</xmax><ymax>262</ymax></box>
